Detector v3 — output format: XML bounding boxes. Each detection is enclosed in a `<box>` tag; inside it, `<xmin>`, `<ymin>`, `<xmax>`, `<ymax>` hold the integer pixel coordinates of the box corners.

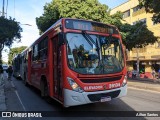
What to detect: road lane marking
<box><xmin>11</xmin><ymin>81</ymin><xmax>31</xmax><ymax>120</ymax></box>
<box><xmin>11</xmin><ymin>81</ymin><xmax>26</xmax><ymax>111</ymax></box>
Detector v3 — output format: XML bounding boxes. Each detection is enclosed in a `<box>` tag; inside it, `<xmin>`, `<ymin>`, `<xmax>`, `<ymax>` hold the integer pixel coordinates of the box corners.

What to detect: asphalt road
<box><xmin>3</xmin><ymin>72</ymin><xmax>160</xmax><ymax>120</ymax></box>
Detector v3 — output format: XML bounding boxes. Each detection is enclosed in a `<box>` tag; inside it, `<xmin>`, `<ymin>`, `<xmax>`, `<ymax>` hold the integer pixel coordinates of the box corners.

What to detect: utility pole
<box><xmin>6</xmin><ymin>0</ymin><xmax>8</xmax><ymax>18</ymax></box>
<box><xmin>134</xmin><ymin>23</ymin><xmax>145</xmax><ymax>78</ymax></box>
<box><xmin>2</xmin><ymin>0</ymin><xmax>5</xmax><ymax>16</ymax></box>
<box><xmin>136</xmin><ymin>45</ymin><xmax>139</xmax><ymax>77</ymax></box>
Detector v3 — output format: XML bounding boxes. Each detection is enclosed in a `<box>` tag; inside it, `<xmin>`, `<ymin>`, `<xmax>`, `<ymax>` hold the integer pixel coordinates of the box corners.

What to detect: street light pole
<box><xmin>136</xmin><ymin>45</ymin><xmax>139</xmax><ymax>77</ymax></box>
<box><xmin>2</xmin><ymin>0</ymin><xmax>5</xmax><ymax>17</ymax></box>
<box><xmin>134</xmin><ymin>23</ymin><xmax>145</xmax><ymax>78</ymax></box>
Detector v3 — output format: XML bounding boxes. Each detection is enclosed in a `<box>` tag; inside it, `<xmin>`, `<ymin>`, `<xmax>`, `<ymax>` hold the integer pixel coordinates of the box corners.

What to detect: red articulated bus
<box><xmin>17</xmin><ymin>18</ymin><xmax>127</xmax><ymax>107</ymax></box>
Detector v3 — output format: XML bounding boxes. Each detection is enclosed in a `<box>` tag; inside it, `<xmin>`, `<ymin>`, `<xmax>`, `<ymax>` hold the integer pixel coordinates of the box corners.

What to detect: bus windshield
<box><xmin>66</xmin><ymin>32</ymin><xmax>124</xmax><ymax>74</ymax></box>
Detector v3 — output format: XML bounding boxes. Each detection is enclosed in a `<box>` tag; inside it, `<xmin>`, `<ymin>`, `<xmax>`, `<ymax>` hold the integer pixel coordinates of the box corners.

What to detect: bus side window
<box><xmin>38</xmin><ymin>37</ymin><xmax>48</xmax><ymax>60</ymax></box>
<box><xmin>32</xmin><ymin>44</ymin><xmax>38</xmax><ymax>61</ymax></box>
<box><xmin>24</xmin><ymin>57</ymin><xmax>26</xmax><ymax>63</ymax></box>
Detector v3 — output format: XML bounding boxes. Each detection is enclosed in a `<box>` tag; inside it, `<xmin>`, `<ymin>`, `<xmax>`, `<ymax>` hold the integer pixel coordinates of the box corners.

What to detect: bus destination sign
<box><xmin>65</xmin><ymin>19</ymin><xmax>118</xmax><ymax>34</ymax></box>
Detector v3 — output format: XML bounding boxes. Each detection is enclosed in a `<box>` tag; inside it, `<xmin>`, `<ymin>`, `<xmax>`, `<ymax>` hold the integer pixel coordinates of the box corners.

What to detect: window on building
<box><xmin>123</xmin><ymin>10</ymin><xmax>130</xmax><ymax>18</ymax></box>
<box><xmin>139</xmin><ymin>18</ymin><xmax>147</xmax><ymax>25</ymax></box>
<box><xmin>132</xmin><ymin>18</ymin><xmax>147</xmax><ymax>25</ymax></box>
<box><xmin>133</xmin><ymin>6</ymin><xmax>141</xmax><ymax>12</ymax></box>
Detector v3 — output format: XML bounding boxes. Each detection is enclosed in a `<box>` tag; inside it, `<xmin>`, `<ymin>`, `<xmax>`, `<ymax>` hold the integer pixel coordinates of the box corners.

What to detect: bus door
<box><xmin>52</xmin><ymin>35</ymin><xmax>63</xmax><ymax>101</ymax></box>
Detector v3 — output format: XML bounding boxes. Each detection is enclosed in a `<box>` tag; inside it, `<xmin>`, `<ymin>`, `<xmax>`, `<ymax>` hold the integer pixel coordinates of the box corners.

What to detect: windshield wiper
<box><xmin>82</xmin><ymin>30</ymin><xmax>104</xmax><ymax>73</ymax></box>
<box><xmin>82</xmin><ymin>30</ymin><xmax>102</xmax><ymax>60</ymax></box>
<box><xmin>82</xmin><ymin>30</ymin><xmax>100</xmax><ymax>51</ymax></box>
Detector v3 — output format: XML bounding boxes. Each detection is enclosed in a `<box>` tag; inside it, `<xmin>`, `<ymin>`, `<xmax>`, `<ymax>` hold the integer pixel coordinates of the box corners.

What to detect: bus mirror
<box><xmin>59</xmin><ymin>32</ymin><xmax>65</xmax><ymax>46</ymax></box>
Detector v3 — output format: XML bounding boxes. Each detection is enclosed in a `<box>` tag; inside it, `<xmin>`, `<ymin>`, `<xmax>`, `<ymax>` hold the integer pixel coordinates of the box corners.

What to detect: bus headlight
<box><xmin>122</xmin><ymin>76</ymin><xmax>127</xmax><ymax>87</ymax></box>
<box><xmin>67</xmin><ymin>77</ymin><xmax>84</xmax><ymax>93</ymax></box>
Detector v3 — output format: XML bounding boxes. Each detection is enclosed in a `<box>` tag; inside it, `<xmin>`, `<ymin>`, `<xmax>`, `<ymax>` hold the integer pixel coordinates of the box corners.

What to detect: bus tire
<box><xmin>40</xmin><ymin>80</ymin><xmax>45</xmax><ymax>97</ymax></box>
<box><xmin>40</xmin><ymin>79</ymin><xmax>52</xmax><ymax>103</ymax></box>
<box><xmin>40</xmin><ymin>79</ymin><xmax>48</xmax><ymax>97</ymax></box>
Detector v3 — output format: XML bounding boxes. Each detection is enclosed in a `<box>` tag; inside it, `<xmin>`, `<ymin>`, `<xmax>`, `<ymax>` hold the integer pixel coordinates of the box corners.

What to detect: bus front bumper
<box><xmin>63</xmin><ymin>84</ymin><xmax>127</xmax><ymax>107</ymax></box>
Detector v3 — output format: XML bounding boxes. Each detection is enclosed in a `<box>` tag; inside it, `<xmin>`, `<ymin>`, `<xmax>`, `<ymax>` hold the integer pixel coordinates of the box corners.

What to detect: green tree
<box><xmin>36</xmin><ymin>0</ymin><xmax>158</xmax><ymax>50</ymax></box>
<box><xmin>139</xmin><ymin>0</ymin><xmax>160</xmax><ymax>23</ymax></box>
<box><xmin>36</xmin><ymin>0</ymin><xmax>112</xmax><ymax>34</ymax></box>
<box><xmin>8</xmin><ymin>46</ymin><xmax>27</xmax><ymax>65</ymax></box>
<box><xmin>0</xmin><ymin>16</ymin><xmax>22</xmax><ymax>64</ymax></box>
<box><xmin>119</xmin><ymin>22</ymin><xmax>158</xmax><ymax>50</ymax></box>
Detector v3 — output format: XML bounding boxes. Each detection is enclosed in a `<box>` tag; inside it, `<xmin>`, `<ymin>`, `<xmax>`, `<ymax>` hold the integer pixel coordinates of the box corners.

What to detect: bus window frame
<box><xmin>38</xmin><ymin>37</ymin><xmax>48</xmax><ymax>61</ymax></box>
<box><xmin>65</xmin><ymin>32</ymin><xmax>125</xmax><ymax>75</ymax></box>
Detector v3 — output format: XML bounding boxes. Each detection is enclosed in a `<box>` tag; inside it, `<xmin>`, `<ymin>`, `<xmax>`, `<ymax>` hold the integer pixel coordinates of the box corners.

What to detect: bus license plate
<box><xmin>100</xmin><ymin>96</ymin><xmax>111</xmax><ymax>102</ymax></box>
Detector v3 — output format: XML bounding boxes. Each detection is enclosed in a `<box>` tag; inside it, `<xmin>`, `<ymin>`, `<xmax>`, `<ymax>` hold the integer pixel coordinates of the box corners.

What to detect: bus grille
<box><xmin>80</xmin><ymin>76</ymin><xmax>122</xmax><ymax>83</ymax></box>
<box><xmin>87</xmin><ymin>90</ymin><xmax>121</xmax><ymax>102</ymax></box>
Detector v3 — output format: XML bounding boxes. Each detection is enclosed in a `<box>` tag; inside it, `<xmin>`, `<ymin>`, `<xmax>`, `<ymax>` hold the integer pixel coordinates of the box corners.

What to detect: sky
<box><xmin>1</xmin><ymin>0</ymin><xmax>128</xmax><ymax>62</ymax></box>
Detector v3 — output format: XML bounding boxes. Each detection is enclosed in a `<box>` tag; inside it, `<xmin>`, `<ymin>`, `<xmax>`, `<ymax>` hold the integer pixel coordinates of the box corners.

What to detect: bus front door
<box><xmin>53</xmin><ymin>35</ymin><xmax>63</xmax><ymax>101</ymax></box>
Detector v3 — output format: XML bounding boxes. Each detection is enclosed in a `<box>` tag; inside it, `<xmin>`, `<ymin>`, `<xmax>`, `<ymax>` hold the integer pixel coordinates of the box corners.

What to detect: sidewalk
<box><xmin>0</xmin><ymin>72</ymin><xmax>9</xmax><ymax>111</ymax></box>
<box><xmin>128</xmin><ymin>77</ymin><xmax>160</xmax><ymax>92</ymax></box>
<box><xmin>0</xmin><ymin>79</ymin><xmax>7</xmax><ymax>111</ymax></box>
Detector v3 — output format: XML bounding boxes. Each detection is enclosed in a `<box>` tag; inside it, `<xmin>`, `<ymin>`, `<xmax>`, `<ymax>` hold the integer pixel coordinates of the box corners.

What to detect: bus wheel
<box><xmin>40</xmin><ymin>80</ymin><xmax>45</xmax><ymax>97</ymax></box>
<box><xmin>41</xmin><ymin>80</ymin><xmax>52</xmax><ymax>103</ymax></box>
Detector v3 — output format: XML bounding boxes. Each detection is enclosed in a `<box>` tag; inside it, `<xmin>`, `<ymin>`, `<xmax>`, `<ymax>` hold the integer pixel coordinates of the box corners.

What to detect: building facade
<box><xmin>111</xmin><ymin>0</ymin><xmax>160</xmax><ymax>74</ymax></box>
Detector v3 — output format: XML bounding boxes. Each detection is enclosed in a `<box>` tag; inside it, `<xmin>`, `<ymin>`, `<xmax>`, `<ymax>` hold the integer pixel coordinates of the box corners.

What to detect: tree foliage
<box><xmin>0</xmin><ymin>16</ymin><xmax>22</xmax><ymax>63</ymax></box>
<box><xmin>36</xmin><ymin>0</ymin><xmax>158</xmax><ymax>50</ymax></box>
<box><xmin>36</xmin><ymin>0</ymin><xmax>117</xmax><ymax>34</ymax></box>
<box><xmin>8</xmin><ymin>46</ymin><xmax>27</xmax><ymax>65</ymax></box>
<box><xmin>139</xmin><ymin>0</ymin><xmax>160</xmax><ymax>23</ymax></box>
<box><xmin>119</xmin><ymin>22</ymin><xmax>158</xmax><ymax>50</ymax></box>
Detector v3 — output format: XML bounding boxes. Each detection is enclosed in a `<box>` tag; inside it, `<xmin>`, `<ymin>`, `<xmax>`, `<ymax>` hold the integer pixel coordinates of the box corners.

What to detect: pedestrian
<box><xmin>132</xmin><ymin>69</ymin><xmax>137</xmax><ymax>78</ymax></box>
<box><xmin>0</xmin><ymin>64</ymin><xmax>4</xmax><ymax>85</ymax></box>
<box><xmin>152</xmin><ymin>69</ymin><xmax>156</xmax><ymax>79</ymax></box>
<box><xmin>7</xmin><ymin>66</ymin><xmax>13</xmax><ymax>81</ymax></box>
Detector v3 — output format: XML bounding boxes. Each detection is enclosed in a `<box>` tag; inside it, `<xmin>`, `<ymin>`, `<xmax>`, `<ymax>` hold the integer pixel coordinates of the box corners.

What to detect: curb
<box><xmin>128</xmin><ymin>78</ymin><xmax>160</xmax><ymax>84</ymax></box>
<box><xmin>128</xmin><ymin>85</ymin><xmax>160</xmax><ymax>92</ymax></box>
<box><xmin>128</xmin><ymin>81</ymin><xmax>160</xmax><ymax>92</ymax></box>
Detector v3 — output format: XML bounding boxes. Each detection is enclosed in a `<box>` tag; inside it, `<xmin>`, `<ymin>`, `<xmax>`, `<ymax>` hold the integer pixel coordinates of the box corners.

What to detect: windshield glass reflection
<box><xmin>66</xmin><ymin>33</ymin><xmax>124</xmax><ymax>74</ymax></box>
